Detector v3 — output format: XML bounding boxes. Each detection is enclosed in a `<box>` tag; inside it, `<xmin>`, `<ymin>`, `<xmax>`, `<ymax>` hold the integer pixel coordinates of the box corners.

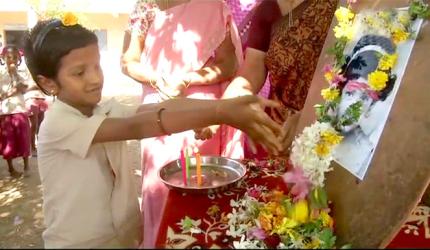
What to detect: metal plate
<box><xmin>158</xmin><ymin>156</ymin><xmax>246</xmax><ymax>194</ymax></box>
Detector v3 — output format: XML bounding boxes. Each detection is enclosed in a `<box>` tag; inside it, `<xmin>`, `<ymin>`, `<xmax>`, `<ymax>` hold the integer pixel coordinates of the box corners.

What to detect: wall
<box><xmin>0</xmin><ymin>11</ymin><xmax>129</xmax><ymax>53</ymax></box>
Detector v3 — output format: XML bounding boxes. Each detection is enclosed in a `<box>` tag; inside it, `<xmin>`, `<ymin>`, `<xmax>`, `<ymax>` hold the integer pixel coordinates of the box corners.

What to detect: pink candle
<box><xmin>180</xmin><ymin>150</ymin><xmax>187</xmax><ymax>186</ymax></box>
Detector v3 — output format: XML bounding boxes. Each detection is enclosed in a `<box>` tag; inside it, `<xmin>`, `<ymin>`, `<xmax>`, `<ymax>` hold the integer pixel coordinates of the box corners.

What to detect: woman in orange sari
<box><xmin>196</xmin><ymin>0</ymin><xmax>338</xmax><ymax>158</ymax></box>
<box><xmin>121</xmin><ymin>0</ymin><xmax>256</xmax><ymax>247</ymax></box>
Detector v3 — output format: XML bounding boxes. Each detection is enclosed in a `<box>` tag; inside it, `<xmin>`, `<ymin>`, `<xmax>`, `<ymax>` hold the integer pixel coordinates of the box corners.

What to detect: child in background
<box><xmin>23</xmin><ymin>17</ymin><xmax>282</xmax><ymax>248</ymax></box>
<box><xmin>0</xmin><ymin>45</ymin><xmax>31</xmax><ymax>177</ymax></box>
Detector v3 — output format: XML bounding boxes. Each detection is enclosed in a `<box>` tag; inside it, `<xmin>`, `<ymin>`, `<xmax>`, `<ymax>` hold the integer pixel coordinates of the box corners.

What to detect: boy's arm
<box><xmin>92</xmin><ymin>96</ymin><xmax>283</xmax><ymax>155</ymax></box>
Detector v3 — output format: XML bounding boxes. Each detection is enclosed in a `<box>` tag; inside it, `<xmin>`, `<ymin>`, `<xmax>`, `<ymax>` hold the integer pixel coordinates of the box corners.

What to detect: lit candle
<box><xmin>196</xmin><ymin>152</ymin><xmax>202</xmax><ymax>187</ymax></box>
<box><xmin>180</xmin><ymin>150</ymin><xmax>187</xmax><ymax>186</ymax></box>
<box><xmin>185</xmin><ymin>148</ymin><xmax>190</xmax><ymax>181</ymax></box>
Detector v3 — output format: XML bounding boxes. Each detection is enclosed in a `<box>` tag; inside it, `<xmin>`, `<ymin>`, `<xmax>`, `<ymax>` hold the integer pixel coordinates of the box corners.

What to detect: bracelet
<box><xmin>182</xmin><ymin>75</ymin><xmax>192</xmax><ymax>88</ymax></box>
<box><xmin>149</xmin><ymin>78</ymin><xmax>158</xmax><ymax>89</ymax></box>
<box><xmin>157</xmin><ymin>107</ymin><xmax>171</xmax><ymax>135</ymax></box>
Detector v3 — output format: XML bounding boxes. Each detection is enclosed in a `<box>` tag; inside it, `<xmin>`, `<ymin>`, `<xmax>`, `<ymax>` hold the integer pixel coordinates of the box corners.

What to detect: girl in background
<box><xmin>0</xmin><ymin>45</ymin><xmax>31</xmax><ymax>177</ymax></box>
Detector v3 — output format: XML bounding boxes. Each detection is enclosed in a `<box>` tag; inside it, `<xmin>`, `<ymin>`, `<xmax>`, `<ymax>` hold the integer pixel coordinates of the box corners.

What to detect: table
<box><xmin>155</xmin><ymin>158</ymin><xmax>289</xmax><ymax>248</ymax></box>
<box><xmin>154</xmin><ymin>158</ymin><xmax>430</xmax><ymax>249</ymax></box>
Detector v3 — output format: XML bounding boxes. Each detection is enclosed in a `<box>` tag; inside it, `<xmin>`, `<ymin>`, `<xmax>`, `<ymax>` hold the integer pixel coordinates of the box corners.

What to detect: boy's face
<box><xmin>5</xmin><ymin>50</ymin><xmax>19</xmax><ymax>71</ymax></box>
<box><xmin>55</xmin><ymin>43</ymin><xmax>104</xmax><ymax>112</ymax></box>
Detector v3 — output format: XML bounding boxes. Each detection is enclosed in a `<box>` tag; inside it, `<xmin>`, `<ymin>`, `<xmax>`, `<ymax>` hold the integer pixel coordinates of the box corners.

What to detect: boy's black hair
<box><xmin>0</xmin><ymin>45</ymin><xmax>21</xmax><ymax>66</ymax></box>
<box><xmin>23</xmin><ymin>19</ymin><xmax>98</xmax><ymax>94</ymax></box>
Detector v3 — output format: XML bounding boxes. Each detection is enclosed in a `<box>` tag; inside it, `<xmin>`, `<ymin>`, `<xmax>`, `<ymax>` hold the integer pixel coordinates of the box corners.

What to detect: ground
<box><xmin>0</xmin><ymin>90</ymin><xmax>142</xmax><ymax>248</ymax></box>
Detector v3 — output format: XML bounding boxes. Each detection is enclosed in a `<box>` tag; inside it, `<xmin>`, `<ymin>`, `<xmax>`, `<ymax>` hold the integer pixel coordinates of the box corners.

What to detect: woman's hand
<box><xmin>154</xmin><ymin>75</ymin><xmax>187</xmax><ymax>100</ymax></box>
<box><xmin>277</xmin><ymin>111</ymin><xmax>301</xmax><ymax>156</ymax></box>
<box><xmin>217</xmin><ymin>96</ymin><xmax>283</xmax><ymax>156</ymax></box>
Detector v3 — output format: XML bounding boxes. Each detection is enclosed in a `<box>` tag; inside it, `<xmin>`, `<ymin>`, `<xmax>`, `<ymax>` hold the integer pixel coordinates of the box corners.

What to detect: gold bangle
<box><xmin>149</xmin><ymin>78</ymin><xmax>158</xmax><ymax>89</ymax></box>
<box><xmin>183</xmin><ymin>76</ymin><xmax>191</xmax><ymax>88</ymax></box>
<box><xmin>157</xmin><ymin>107</ymin><xmax>171</xmax><ymax>135</ymax></box>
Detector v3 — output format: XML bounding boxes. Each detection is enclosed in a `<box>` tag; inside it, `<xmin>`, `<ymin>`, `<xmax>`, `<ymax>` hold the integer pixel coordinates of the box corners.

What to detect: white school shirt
<box><xmin>0</xmin><ymin>68</ymin><xmax>28</xmax><ymax>115</ymax></box>
<box><xmin>37</xmin><ymin>98</ymin><xmax>142</xmax><ymax>248</ymax></box>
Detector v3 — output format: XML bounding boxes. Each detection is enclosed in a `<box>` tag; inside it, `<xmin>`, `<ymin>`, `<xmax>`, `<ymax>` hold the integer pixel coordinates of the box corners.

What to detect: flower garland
<box><xmin>223</xmin><ymin>0</ymin><xmax>430</xmax><ymax>249</ymax></box>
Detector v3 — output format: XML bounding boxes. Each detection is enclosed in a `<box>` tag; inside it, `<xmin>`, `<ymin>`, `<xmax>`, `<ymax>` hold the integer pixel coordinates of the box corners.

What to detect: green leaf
<box><xmin>319</xmin><ymin>228</ymin><xmax>337</xmax><ymax>249</ymax></box>
<box><xmin>308</xmin><ymin>187</ymin><xmax>329</xmax><ymax>209</ymax></box>
<box><xmin>409</xmin><ymin>0</ymin><xmax>430</xmax><ymax>19</ymax></box>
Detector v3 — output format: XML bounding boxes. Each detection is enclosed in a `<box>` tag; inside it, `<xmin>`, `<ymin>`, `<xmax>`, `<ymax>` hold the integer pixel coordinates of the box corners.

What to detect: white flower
<box><xmin>233</xmin><ymin>235</ymin><xmax>266</xmax><ymax>249</ymax></box>
<box><xmin>289</xmin><ymin>121</ymin><xmax>338</xmax><ymax>187</ymax></box>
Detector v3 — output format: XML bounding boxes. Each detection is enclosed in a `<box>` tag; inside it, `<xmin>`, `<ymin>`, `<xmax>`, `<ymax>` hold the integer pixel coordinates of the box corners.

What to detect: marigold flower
<box><xmin>391</xmin><ymin>27</ymin><xmax>409</xmax><ymax>44</ymax></box>
<box><xmin>321</xmin><ymin>88</ymin><xmax>340</xmax><ymax>101</ymax></box>
<box><xmin>398</xmin><ymin>12</ymin><xmax>411</xmax><ymax>27</ymax></box>
<box><xmin>315</xmin><ymin>143</ymin><xmax>330</xmax><ymax>157</ymax></box>
<box><xmin>368</xmin><ymin>70</ymin><xmax>389</xmax><ymax>91</ymax></box>
<box><xmin>319</xmin><ymin>210</ymin><xmax>334</xmax><ymax>228</ymax></box>
<box><xmin>258</xmin><ymin>212</ymin><xmax>273</xmax><ymax>232</ymax></box>
<box><xmin>321</xmin><ymin>131</ymin><xmax>343</xmax><ymax>146</ymax></box>
<box><xmin>335</xmin><ymin>7</ymin><xmax>355</xmax><ymax>23</ymax></box>
<box><xmin>334</xmin><ymin>22</ymin><xmax>354</xmax><ymax>40</ymax></box>
<box><xmin>324</xmin><ymin>72</ymin><xmax>334</xmax><ymax>82</ymax></box>
<box><xmin>378</xmin><ymin>53</ymin><xmax>398</xmax><ymax>71</ymax></box>
<box><xmin>62</xmin><ymin>12</ymin><xmax>78</xmax><ymax>26</ymax></box>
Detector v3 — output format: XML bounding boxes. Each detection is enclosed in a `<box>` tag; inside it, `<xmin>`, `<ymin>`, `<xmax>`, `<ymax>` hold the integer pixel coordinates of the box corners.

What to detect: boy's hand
<box><xmin>217</xmin><ymin>95</ymin><xmax>283</xmax><ymax>156</ymax></box>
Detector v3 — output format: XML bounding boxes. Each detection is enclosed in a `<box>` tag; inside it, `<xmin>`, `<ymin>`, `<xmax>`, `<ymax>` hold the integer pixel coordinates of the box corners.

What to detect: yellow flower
<box><xmin>62</xmin><ymin>12</ymin><xmax>78</xmax><ymax>26</ymax></box>
<box><xmin>377</xmin><ymin>10</ymin><xmax>392</xmax><ymax>21</ymax></box>
<box><xmin>290</xmin><ymin>199</ymin><xmax>309</xmax><ymax>224</ymax></box>
<box><xmin>305</xmin><ymin>238</ymin><xmax>322</xmax><ymax>249</ymax></box>
<box><xmin>398</xmin><ymin>12</ymin><xmax>411</xmax><ymax>27</ymax></box>
<box><xmin>321</xmin><ymin>131</ymin><xmax>343</xmax><ymax>146</ymax></box>
<box><xmin>391</xmin><ymin>27</ymin><xmax>409</xmax><ymax>44</ymax></box>
<box><xmin>315</xmin><ymin>143</ymin><xmax>330</xmax><ymax>157</ymax></box>
<box><xmin>319</xmin><ymin>210</ymin><xmax>334</xmax><ymax>228</ymax></box>
<box><xmin>334</xmin><ymin>22</ymin><xmax>354</xmax><ymax>40</ymax></box>
<box><xmin>335</xmin><ymin>7</ymin><xmax>355</xmax><ymax>23</ymax></box>
<box><xmin>324</xmin><ymin>72</ymin><xmax>334</xmax><ymax>82</ymax></box>
<box><xmin>364</xmin><ymin>16</ymin><xmax>376</xmax><ymax>27</ymax></box>
<box><xmin>273</xmin><ymin>217</ymin><xmax>298</xmax><ymax>235</ymax></box>
<box><xmin>378</xmin><ymin>53</ymin><xmax>398</xmax><ymax>71</ymax></box>
<box><xmin>321</xmin><ymin>88</ymin><xmax>340</xmax><ymax>101</ymax></box>
<box><xmin>258</xmin><ymin>212</ymin><xmax>274</xmax><ymax>232</ymax></box>
<box><xmin>368</xmin><ymin>70</ymin><xmax>389</xmax><ymax>91</ymax></box>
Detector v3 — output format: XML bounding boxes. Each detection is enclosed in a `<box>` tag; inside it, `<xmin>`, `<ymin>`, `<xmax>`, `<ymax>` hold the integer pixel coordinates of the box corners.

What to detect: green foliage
<box><xmin>308</xmin><ymin>187</ymin><xmax>328</xmax><ymax>210</ymax></box>
<box><xmin>327</xmin><ymin>37</ymin><xmax>348</xmax><ymax>68</ymax></box>
<box><xmin>319</xmin><ymin>228</ymin><xmax>337</xmax><ymax>249</ymax></box>
<box><xmin>409</xmin><ymin>0</ymin><xmax>430</xmax><ymax>19</ymax></box>
<box><xmin>336</xmin><ymin>101</ymin><xmax>363</xmax><ymax>130</ymax></box>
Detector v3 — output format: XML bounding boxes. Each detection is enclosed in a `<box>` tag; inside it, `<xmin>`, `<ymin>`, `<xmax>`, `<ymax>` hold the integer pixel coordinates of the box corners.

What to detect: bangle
<box><xmin>182</xmin><ymin>75</ymin><xmax>191</xmax><ymax>88</ymax></box>
<box><xmin>157</xmin><ymin>107</ymin><xmax>171</xmax><ymax>135</ymax></box>
<box><xmin>149</xmin><ymin>78</ymin><xmax>158</xmax><ymax>89</ymax></box>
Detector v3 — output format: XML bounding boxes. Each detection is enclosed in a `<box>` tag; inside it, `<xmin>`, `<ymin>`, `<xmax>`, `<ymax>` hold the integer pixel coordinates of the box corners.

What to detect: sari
<box><xmin>265</xmin><ymin>0</ymin><xmax>338</xmax><ymax>123</ymax></box>
<box><xmin>133</xmin><ymin>0</ymin><xmax>245</xmax><ymax>247</ymax></box>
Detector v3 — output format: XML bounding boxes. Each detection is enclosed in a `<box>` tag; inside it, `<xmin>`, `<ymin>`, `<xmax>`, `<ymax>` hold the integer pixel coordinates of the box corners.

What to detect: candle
<box><xmin>185</xmin><ymin>148</ymin><xmax>190</xmax><ymax>181</ymax></box>
<box><xmin>196</xmin><ymin>152</ymin><xmax>202</xmax><ymax>187</ymax></box>
<box><xmin>180</xmin><ymin>150</ymin><xmax>187</xmax><ymax>186</ymax></box>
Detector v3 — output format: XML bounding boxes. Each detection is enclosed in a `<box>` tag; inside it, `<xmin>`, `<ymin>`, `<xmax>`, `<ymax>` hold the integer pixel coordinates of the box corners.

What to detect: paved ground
<box><xmin>0</xmin><ymin>91</ymin><xmax>142</xmax><ymax>248</ymax></box>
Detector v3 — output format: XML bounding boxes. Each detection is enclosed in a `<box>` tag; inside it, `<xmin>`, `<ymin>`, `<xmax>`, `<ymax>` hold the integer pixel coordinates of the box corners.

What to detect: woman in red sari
<box><xmin>196</xmin><ymin>0</ymin><xmax>338</xmax><ymax>158</ymax></box>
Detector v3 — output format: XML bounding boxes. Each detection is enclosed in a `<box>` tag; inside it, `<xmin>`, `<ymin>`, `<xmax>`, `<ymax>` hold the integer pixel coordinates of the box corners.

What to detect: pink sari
<box><xmin>139</xmin><ymin>0</ymin><xmax>244</xmax><ymax>247</ymax></box>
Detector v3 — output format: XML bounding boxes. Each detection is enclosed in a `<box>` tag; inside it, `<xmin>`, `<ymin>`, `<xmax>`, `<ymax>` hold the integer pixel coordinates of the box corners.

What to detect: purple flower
<box><xmin>247</xmin><ymin>227</ymin><xmax>267</xmax><ymax>240</ymax></box>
